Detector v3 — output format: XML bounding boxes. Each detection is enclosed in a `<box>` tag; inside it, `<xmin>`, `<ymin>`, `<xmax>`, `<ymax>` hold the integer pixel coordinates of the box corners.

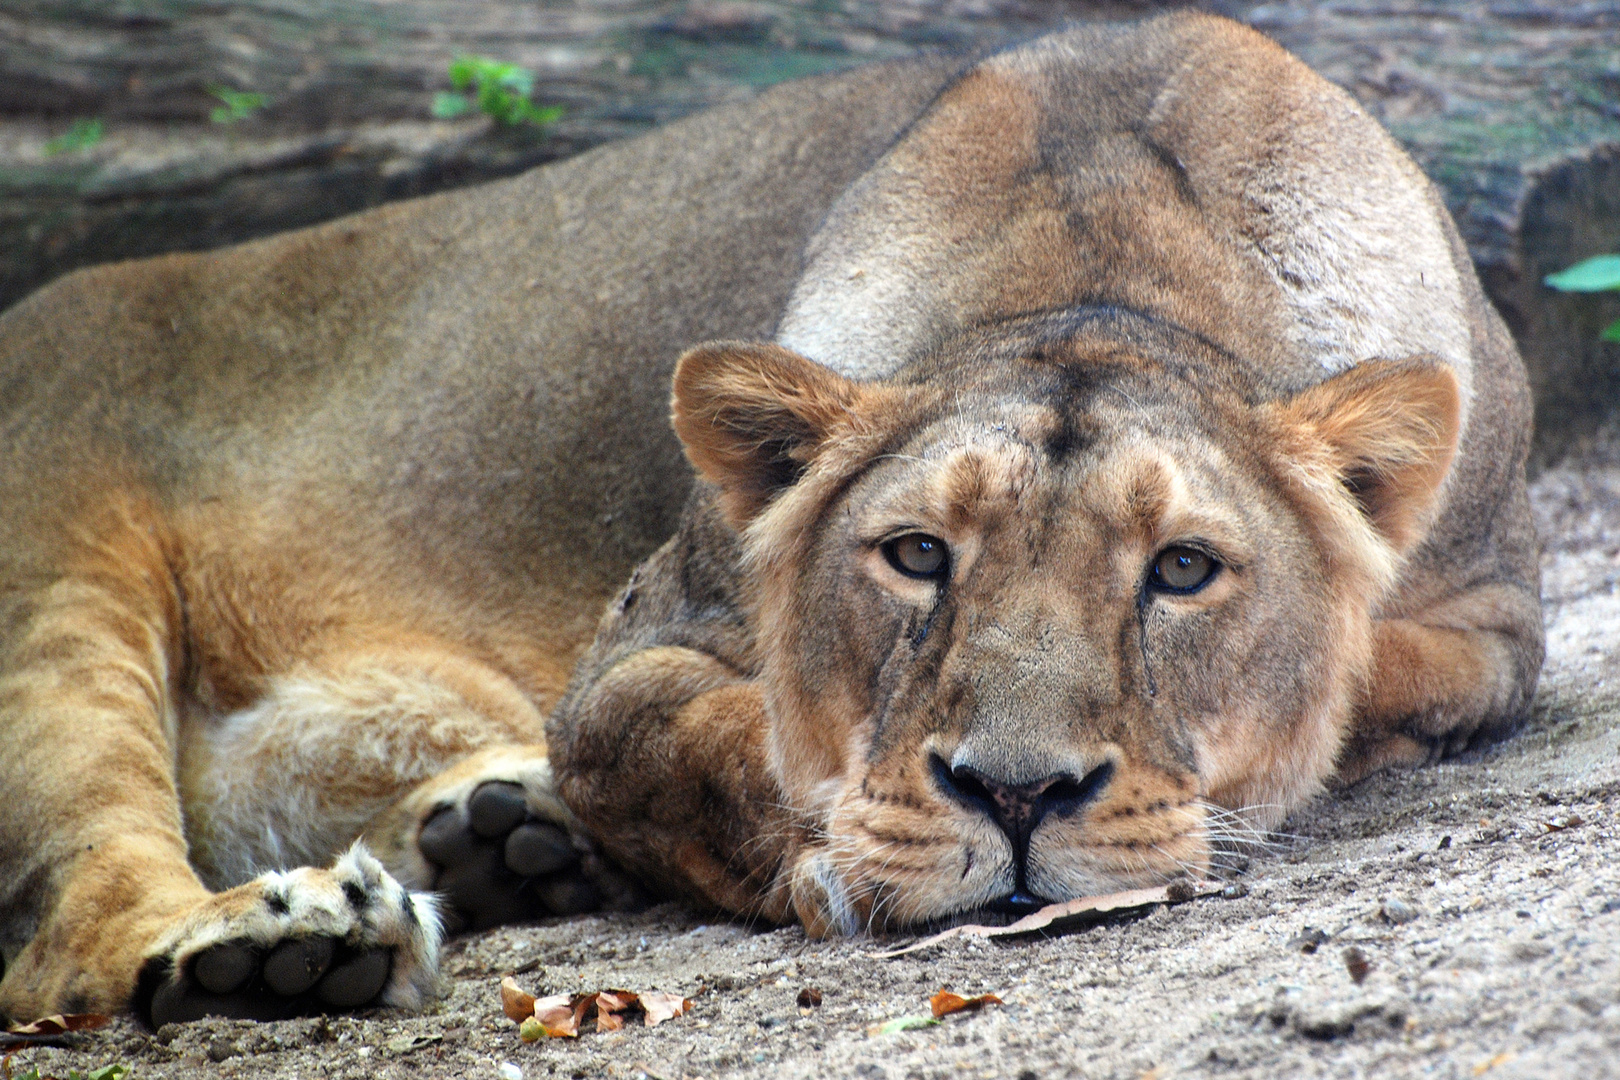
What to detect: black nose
<box><xmin>931</xmin><ymin>753</ymin><xmax>1114</xmax><ymax>869</ymax></box>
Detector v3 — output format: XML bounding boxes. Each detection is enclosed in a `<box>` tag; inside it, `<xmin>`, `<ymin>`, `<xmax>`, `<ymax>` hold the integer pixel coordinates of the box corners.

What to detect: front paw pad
<box><xmin>418</xmin><ymin>781</ymin><xmax>598</xmax><ymax>931</ymax></box>
<box><xmin>136</xmin><ymin>845</ymin><xmax>439</xmax><ymax>1027</ymax></box>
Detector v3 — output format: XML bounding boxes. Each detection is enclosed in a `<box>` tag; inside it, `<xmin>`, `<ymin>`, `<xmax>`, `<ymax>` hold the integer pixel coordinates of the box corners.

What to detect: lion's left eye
<box><xmin>883</xmin><ymin>533</ymin><xmax>949</xmax><ymax>579</ymax></box>
<box><xmin>1150</xmin><ymin>546</ymin><xmax>1218</xmax><ymax>593</ymax></box>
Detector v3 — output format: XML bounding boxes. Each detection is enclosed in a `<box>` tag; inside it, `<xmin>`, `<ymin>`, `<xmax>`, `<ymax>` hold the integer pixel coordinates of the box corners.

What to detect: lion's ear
<box><xmin>1270</xmin><ymin>359</ymin><xmax>1461</xmax><ymax>554</ymax></box>
<box><xmin>672</xmin><ymin>341</ymin><xmax>867</xmax><ymax>526</ymax></box>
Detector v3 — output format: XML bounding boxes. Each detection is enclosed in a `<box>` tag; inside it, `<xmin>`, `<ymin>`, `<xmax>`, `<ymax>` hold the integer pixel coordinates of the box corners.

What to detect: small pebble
<box><xmin>1381</xmin><ymin>897</ymin><xmax>1419</xmax><ymax>925</ymax></box>
<box><xmin>1342</xmin><ymin>946</ymin><xmax>1371</xmax><ymax>984</ymax></box>
<box><xmin>1221</xmin><ymin>882</ymin><xmax>1250</xmax><ymax>900</ymax></box>
<box><xmin>498</xmin><ymin>1063</ymin><xmax>523</xmax><ymax>1080</ymax></box>
<box><xmin>1289</xmin><ymin>927</ymin><xmax>1330</xmax><ymax>954</ymax></box>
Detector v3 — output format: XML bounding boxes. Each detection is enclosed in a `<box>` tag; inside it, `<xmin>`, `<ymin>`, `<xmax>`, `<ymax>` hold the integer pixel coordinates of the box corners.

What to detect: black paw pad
<box><xmin>419</xmin><ymin>781</ymin><xmax>595</xmax><ymax>932</ymax></box>
<box><xmin>142</xmin><ymin>939</ymin><xmax>392</xmax><ymax>1027</ymax></box>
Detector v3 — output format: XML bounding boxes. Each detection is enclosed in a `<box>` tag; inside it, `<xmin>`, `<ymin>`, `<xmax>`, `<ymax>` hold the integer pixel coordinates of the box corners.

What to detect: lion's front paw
<box><xmin>134</xmin><ymin>845</ymin><xmax>440</xmax><ymax>1027</ymax></box>
<box><xmin>418</xmin><ymin>779</ymin><xmax>603</xmax><ymax>931</ymax></box>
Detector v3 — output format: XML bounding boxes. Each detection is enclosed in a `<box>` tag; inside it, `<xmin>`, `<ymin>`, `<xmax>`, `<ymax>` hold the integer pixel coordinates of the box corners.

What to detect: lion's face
<box><xmin>672</xmin><ymin>312</ymin><xmax>1458</xmax><ymax>933</ymax></box>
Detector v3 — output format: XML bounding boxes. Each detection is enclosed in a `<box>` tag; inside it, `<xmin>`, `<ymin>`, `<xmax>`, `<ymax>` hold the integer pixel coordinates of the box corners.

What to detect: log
<box><xmin>2</xmin><ymin>0</ymin><xmax>1616</xmax><ymax>461</ymax></box>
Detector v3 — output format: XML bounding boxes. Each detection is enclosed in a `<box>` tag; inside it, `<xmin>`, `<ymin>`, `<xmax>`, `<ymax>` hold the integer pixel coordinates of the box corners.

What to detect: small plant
<box><xmin>209</xmin><ymin>86</ymin><xmax>267</xmax><ymax>124</ymax></box>
<box><xmin>1545</xmin><ymin>255</ymin><xmax>1620</xmax><ymax>343</ymax></box>
<box><xmin>42</xmin><ymin>118</ymin><xmax>104</xmax><ymax>156</ymax></box>
<box><xmin>432</xmin><ymin>55</ymin><xmax>562</xmax><ymax>128</ymax></box>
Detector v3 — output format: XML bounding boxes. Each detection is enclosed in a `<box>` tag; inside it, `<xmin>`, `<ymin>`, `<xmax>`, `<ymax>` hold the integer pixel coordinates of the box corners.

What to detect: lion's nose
<box><xmin>930</xmin><ymin>753</ymin><xmax>1114</xmax><ymax>854</ymax></box>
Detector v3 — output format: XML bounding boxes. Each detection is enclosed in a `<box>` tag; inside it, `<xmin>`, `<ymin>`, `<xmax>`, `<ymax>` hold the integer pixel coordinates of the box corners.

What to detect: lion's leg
<box><xmin>0</xmin><ymin>559</ymin><xmax>206</xmax><ymax>1021</ymax></box>
<box><xmin>547</xmin><ymin>646</ymin><xmax>813</xmax><ymax>925</ymax></box>
<box><xmin>0</xmin><ymin>563</ymin><xmax>446</xmax><ymax>1025</ymax></box>
<box><xmin>1339</xmin><ymin>583</ymin><xmax>1544</xmax><ymax>782</ymax></box>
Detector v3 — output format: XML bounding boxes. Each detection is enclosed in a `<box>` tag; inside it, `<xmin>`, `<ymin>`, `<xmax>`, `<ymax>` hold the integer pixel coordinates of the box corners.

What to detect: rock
<box><xmin>205</xmin><ymin>1037</ymin><xmax>241</xmax><ymax>1063</ymax></box>
<box><xmin>0</xmin><ymin>2</ymin><xmax>1616</xmax><ymax>469</ymax></box>
<box><xmin>1381</xmin><ymin>898</ymin><xmax>1421</xmax><ymax>925</ymax></box>
<box><xmin>1289</xmin><ymin>991</ymin><xmax>1410</xmax><ymax>1041</ymax></box>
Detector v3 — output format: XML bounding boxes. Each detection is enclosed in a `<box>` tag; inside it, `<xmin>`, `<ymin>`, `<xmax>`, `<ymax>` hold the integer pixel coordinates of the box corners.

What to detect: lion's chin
<box><xmin>787</xmin><ymin>840</ymin><xmax>1203</xmax><ymax>938</ymax></box>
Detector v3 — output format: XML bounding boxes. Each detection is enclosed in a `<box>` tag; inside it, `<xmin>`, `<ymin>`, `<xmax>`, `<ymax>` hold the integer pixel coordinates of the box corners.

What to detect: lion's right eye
<box><xmin>1150</xmin><ymin>545</ymin><xmax>1218</xmax><ymax>593</ymax></box>
<box><xmin>883</xmin><ymin>533</ymin><xmax>949</xmax><ymax>579</ymax></box>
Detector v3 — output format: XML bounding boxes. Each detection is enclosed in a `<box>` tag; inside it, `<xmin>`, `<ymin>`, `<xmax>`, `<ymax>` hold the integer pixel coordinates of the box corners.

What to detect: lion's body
<box><xmin>0</xmin><ymin>14</ymin><xmax>1539</xmax><ymax>1023</ymax></box>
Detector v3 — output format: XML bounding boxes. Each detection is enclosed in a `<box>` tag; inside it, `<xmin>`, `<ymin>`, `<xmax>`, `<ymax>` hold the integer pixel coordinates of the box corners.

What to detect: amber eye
<box><xmin>883</xmin><ymin>534</ymin><xmax>949</xmax><ymax>579</ymax></box>
<box><xmin>1150</xmin><ymin>546</ymin><xmax>1218</xmax><ymax>593</ymax></box>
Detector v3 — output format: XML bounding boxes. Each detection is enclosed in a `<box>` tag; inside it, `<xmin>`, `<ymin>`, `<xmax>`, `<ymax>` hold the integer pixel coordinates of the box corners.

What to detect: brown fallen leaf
<box><xmin>500</xmin><ymin>982</ymin><xmax>692</xmax><ymax>1037</ymax></box>
<box><xmin>500</xmin><ymin>976</ymin><xmax>537</xmax><ymax>1022</ymax></box>
<box><xmin>640</xmin><ymin>991</ymin><xmax>694</xmax><ymax>1027</ymax></box>
<box><xmin>532</xmin><ymin>993</ymin><xmax>585</xmax><ymax>1038</ymax></box>
<box><xmin>930</xmin><ymin>990</ymin><xmax>1004</xmax><ymax>1018</ymax></box>
<box><xmin>872</xmin><ymin>883</ymin><xmax>1219</xmax><ymax>959</ymax></box>
<box><xmin>5</xmin><ymin>1014</ymin><xmax>111</xmax><ymax>1037</ymax></box>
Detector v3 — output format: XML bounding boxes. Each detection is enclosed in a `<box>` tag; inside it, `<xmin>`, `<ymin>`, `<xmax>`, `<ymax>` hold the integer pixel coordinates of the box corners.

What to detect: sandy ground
<box><xmin>10</xmin><ymin>451</ymin><xmax>1620</xmax><ymax>1080</ymax></box>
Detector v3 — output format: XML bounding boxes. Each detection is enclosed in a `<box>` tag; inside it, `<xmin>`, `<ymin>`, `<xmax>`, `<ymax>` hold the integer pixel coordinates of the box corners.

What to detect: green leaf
<box><xmin>1545</xmin><ymin>255</ymin><xmax>1620</xmax><ymax>293</ymax></box>
<box><xmin>431</xmin><ymin>91</ymin><xmax>473</xmax><ymax>118</ymax></box>
<box><xmin>442</xmin><ymin>54</ymin><xmax>554</xmax><ymax>127</ymax></box>
<box><xmin>875</xmin><ymin>1015</ymin><xmax>940</xmax><ymax>1035</ymax></box>
<box><xmin>42</xmin><ymin>118</ymin><xmax>104</xmax><ymax>156</ymax></box>
<box><xmin>1602</xmin><ymin>319</ymin><xmax>1620</xmax><ymax>344</ymax></box>
<box><xmin>67</xmin><ymin>1066</ymin><xmax>130</xmax><ymax>1080</ymax></box>
<box><xmin>208</xmin><ymin>87</ymin><xmax>266</xmax><ymax>124</ymax></box>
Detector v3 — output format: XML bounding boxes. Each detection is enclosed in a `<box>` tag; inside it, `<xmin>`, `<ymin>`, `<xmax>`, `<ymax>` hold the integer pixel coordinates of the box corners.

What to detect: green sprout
<box><xmin>209</xmin><ymin>87</ymin><xmax>267</xmax><ymax>124</ymax></box>
<box><xmin>1545</xmin><ymin>255</ymin><xmax>1620</xmax><ymax>343</ymax></box>
<box><xmin>42</xmin><ymin>118</ymin><xmax>104</xmax><ymax>156</ymax></box>
<box><xmin>432</xmin><ymin>55</ymin><xmax>562</xmax><ymax>128</ymax></box>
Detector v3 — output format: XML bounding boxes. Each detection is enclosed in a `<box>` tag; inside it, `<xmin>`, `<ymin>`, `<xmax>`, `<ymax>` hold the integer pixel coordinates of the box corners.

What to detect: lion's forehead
<box><xmin>851</xmin><ymin>404</ymin><xmax>1272</xmax><ymax>558</ymax></box>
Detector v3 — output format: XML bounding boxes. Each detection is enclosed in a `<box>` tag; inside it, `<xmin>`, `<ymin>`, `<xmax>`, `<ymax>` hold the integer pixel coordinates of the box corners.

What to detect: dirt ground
<box><xmin>11</xmin><ymin>447</ymin><xmax>1620</xmax><ymax>1079</ymax></box>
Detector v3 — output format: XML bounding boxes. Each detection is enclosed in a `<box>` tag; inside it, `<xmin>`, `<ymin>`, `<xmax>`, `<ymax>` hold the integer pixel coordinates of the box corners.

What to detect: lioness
<box><xmin>0</xmin><ymin>13</ymin><xmax>1541</xmax><ymax>1026</ymax></box>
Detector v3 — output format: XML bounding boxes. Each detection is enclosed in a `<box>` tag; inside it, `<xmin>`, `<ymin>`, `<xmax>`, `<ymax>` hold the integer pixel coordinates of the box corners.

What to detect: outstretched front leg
<box><xmin>0</xmin><ymin>519</ymin><xmax>442</xmax><ymax>1025</ymax></box>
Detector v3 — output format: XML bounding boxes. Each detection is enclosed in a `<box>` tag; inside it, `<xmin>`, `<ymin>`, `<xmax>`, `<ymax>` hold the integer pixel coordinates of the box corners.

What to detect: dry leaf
<box><xmin>501</xmin><ymin>982</ymin><xmax>692</xmax><ymax>1037</ymax></box>
<box><xmin>872</xmin><ymin>883</ymin><xmax>1219</xmax><ymax>958</ymax></box>
<box><xmin>596</xmin><ymin>990</ymin><xmax>636</xmax><ymax>1015</ymax></box>
<box><xmin>500</xmin><ymin>976</ymin><xmax>537</xmax><ymax>1022</ymax></box>
<box><xmin>930</xmin><ymin>991</ymin><xmax>1004</xmax><ymax>1018</ymax></box>
<box><xmin>533</xmin><ymin>993</ymin><xmax>583</xmax><ymax>1038</ymax></box>
<box><xmin>869</xmin><ymin>1015</ymin><xmax>940</xmax><ymax>1035</ymax></box>
<box><xmin>5</xmin><ymin>1014</ymin><xmax>111</xmax><ymax>1037</ymax></box>
<box><xmin>1473</xmin><ymin>1051</ymin><xmax>1517</xmax><ymax>1075</ymax></box>
<box><xmin>640</xmin><ymin>992</ymin><xmax>693</xmax><ymax>1027</ymax></box>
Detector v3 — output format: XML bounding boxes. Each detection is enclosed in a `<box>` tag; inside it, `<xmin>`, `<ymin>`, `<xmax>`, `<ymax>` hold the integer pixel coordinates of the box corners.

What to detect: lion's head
<box><xmin>672</xmin><ymin>306</ymin><xmax>1458</xmax><ymax>934</ymax></box>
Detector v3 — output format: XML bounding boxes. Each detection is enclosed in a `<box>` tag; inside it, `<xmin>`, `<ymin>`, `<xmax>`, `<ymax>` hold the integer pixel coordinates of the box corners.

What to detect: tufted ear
<box><xmin>1270</xmin><ymin>359</ymin><xmax>1461</xmax><ymax>554</ymax></box>
<box><xmin>672</xmin><ymin>341</ymin><xmax>868</xmax><ymax>526</ymax></box>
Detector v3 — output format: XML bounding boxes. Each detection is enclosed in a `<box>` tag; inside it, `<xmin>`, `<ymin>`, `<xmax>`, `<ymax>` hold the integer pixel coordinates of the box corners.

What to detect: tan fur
<box><xmin>1</xmin><ymin>13</ymin><xmax>1540</xmax><ymax>1021</ymax></box>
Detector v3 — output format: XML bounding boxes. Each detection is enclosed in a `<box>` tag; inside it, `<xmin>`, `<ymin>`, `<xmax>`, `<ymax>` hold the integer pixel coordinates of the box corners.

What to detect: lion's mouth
<box><xmin>984</xmin><ymin>889</ymin><xmax>1051</xmax><ymax>917</ymax></box>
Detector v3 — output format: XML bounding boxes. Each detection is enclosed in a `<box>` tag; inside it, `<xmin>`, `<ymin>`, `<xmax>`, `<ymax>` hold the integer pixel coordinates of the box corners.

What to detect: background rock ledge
<box><xmin>2</xmin><ymin>0</ymin><xmax>1617</xmax><ymax>462</ymax></box>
